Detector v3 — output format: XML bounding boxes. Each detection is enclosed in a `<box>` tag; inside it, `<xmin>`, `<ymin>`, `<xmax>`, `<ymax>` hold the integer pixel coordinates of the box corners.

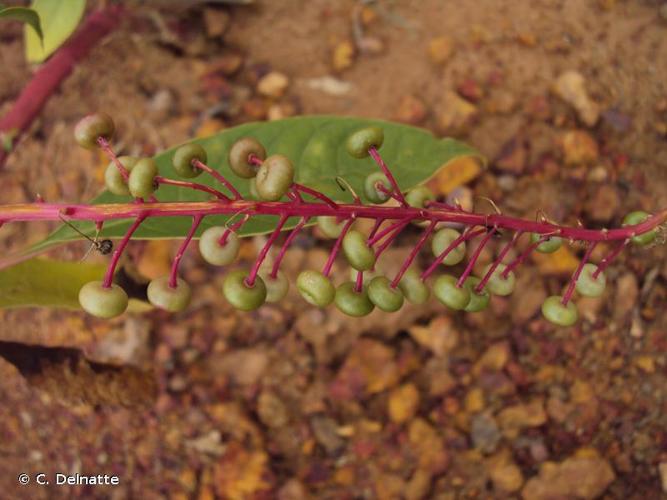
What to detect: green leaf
<box><xmin>29</xmin><ymin>116</ymin><xmax>484</xmax><ymax>254</ymax></box>
<box><xmin>25</xmin><ymin>0</ymin><xmax>86</xmax><ymax>63</ymax></box>
<box><xmin>0</xmin><ymin>258</ymin><xmax>105</xmax><ymax>308</ymax></box>
<box><xmin>0</xmin><ymin>6</ymin><xmax>43</xmax><ymax>40</ymax></box>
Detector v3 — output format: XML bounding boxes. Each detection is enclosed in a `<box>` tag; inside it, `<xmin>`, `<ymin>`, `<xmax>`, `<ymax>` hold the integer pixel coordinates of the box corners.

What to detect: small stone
<box><xmin>304</xmin><ymin>76</ymin><xmax>353</xmax><ymax>96</ymax></box>
<box><xmin>213</xmin><ymin>348</ymin><xmax>269</xmax><ymax>386</ymax></box>
<box><xmin>437</xmin><ymin>91</ymin><xmax>478</xmax><ymax>136</ymax></box>
<box><xmin>332</xmin><ymin>41</ymin><xmax>355</xmax><ymax>72</ymax></box>
<box><xmin>614</xmin><ymin>272</ymin><xmax>638</xmax><ymax>321</ymax></box>
<box><xmin>498</xmin><ymin>399</ymin><xmax>547</xmax><ymax>439</ymax></box>
<box><xmin>464</xmin><ymin>387</ymin><xmax>485</xmax><ymax>413</ymax></box>
<box><xmin>209</xmin><ymin>52</ymin><xmax>244</xmax><ymax>76</ymax></box>
<box><xmin>357</xmin><ymin>36</ymin><xmax>385</xmax><ymax>55</ymax></box>
<box><xmin>470</xmin><ymin>413</ymin><xmax>501</xmax><ymax>454</ymax></box>
<box><xmin>532</xmin><ymin>245</ymin><xmax>580</xmax><ymax>276</ymax></box>
<box><xmin>552</xmin><ymin>71</ymin><xmax>600</xmax><ymax>127</ymax></box>
<box><xmin>408</xmin><ymin>316</ymin><xmax>459</xmax><ymax>357</ymax></box>
<box><xmin>277</xmin><ymin>479</ymin><xmax>309</xmax><ymax>500</ymax></box>
<box><xmin>394</xmin><ymin>94</ymin><xmax>428</xmax><ymax>125</ymax></box>
<box><xmin>635</xmin><ymin>355</ymin><xmax>655</xmax><ymax>374</ymax></box>
<box><xmin>495</xmin><ymin>136</ymin><xmax>528</xmax><ymax>175</ymax></box>
<box><xmin>268</xmin><ymin>102</ymin><xmax>298</xmax><ymax>121</ymax></box>
<box><xmin>522</xmin><ymin>453</ymin><xmax>615</xmax><ymax>500</ymax></box>
<box><xmin>484</xmin><ymin>90</ymin><xmax>517</xmax><ymax>114</ymax></box>
<box><xmin>310</xmin><ymin>416</ymin><xmax>345</xmax><ymax>454</ymax></box>
<box><xmin>457</xmin><ymin>78</ymin><xmax>484</xmax><ymax>103</ymax></box>
<box><xmin>257</xmin><ymin>391</ymin><xmax>289</xmax><ymax>428</ymax></box>
<box><xmin>560</xmin><ymin>130</ymin><xmax>599</xmax><ymax>166</ymax></box>
<box><xmin>257</xmin><ymin>72</ymin><xmax>289</xmax><ymax>98</ymax></box>
<box><xmin>487</xmin><ymin>454</ymin><xmax>524</xmax><ymax>492</ymax></box>
<box><xmin>585</xmin><ymin>184</ymin><xmax>620</xmax><ymax>222</ymax></box>
<box><xmin>388</xmin><ymin>383</ymin><xmax>420</xmax><ymax>424</ymax></box>
<box><xmin>203</xmin><ymin>8</ymin><xmax>230</xmax><ymax>38</ymax></box>
<box><xmin>659</xmin><ymin>463</ymin><xmax>667</xmax><ymax>493</ymax></box>
<box><xmin>428</xmin><ymin>36</ymin><xmax>455</xmax><ymax>65</ymax></box>
<box><xmin>474</xmin><ymin>342</ymin><xmax>510</xmax><ymax>375</ymax></box>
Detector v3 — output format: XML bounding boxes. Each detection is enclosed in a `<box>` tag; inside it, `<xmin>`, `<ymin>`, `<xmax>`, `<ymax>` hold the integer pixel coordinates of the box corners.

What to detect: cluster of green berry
<box><xmin>70</xmin><ymin>114</ymin><xmax>659</xmax><ymax>327</ymax></box>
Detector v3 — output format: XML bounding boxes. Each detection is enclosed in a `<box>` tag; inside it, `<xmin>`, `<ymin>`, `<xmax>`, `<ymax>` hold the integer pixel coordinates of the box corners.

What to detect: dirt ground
<box><xmin>0</xmin><ymin>0</ymin><xmax>666</xmax><ymax>498</ymax></box>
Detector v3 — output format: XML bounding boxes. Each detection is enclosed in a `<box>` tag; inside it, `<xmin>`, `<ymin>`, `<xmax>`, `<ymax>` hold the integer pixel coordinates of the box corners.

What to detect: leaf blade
<box><xmin>0</xmin><ymin>6</ymin><xmax>43</xmax><ymax>40</ymax></box>
<box><xmin>25</xmin><ymin>0</ymin><xmax>86</xmax><ymax>63</ymax></box>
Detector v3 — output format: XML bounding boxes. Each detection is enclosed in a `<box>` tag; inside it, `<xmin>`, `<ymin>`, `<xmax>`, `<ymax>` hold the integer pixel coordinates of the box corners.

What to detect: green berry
<box><xmin>255</xmin><ymin>154</ymin><xmax>294</xmax><ymax>201</ymax></box>
<box><xmin>128</xmin><ymin>158</ymin><xmax>159</xmax><ymax>198</ymax></box>
<box><xmin>172</xmin><ymin>143</ymin><xmax>207</xmax><ymax>178</ymax></box>
<box><xmin>462</xmin><ymin>277</ymin><xmax>490</xmax><ymax>312</ymax></box>
<box><xmin>431</xmin><ymin>228</ymin><xmax>466</xmax><ymax>265</ymax></box>
<box><xmin>368</xmin><ymin>276</ymin><xmax>404</xmax><ymax>312</ymax></box>
<box><xmin>317</xmin><ymin>216</ymin><xmax>345</xmax><ymax>239</ymax></box>
<box><xmin>296</xmin><ymin>270</ymin><xmax>335</xmax><ymax>307</ymax></box>
<box><xmin>248</xmin><ymin>177</ymin><xmax>260</xmax><ymax>200</ymax></box>
<box><xmin>406</xmin><ymin>186</ymin><xmax>435</xmax><ymax>209</ymax></box>
<box><xmin>74</xmin><ymin>112</ymin><xmax>115</xmax><ymax>149</ymax></box>
<box><xmin>346</xmin><ymin>126</ymin><xmax>384</xmax><ymax>158</ymax></box>
<box><xmin>335</xmin><ymin>282</ymin><xmax>375</xmax><ymax>317</ymax></box>
<box><xmin>342</xmin><ymin>230</ymin><xmax>376</xmax><ymax>271</ymax></box>
<box><xmin>258</xmin><ymin>269</ymin><xmax>289</xmax><ymax>303</ymax></box>
<box><xmin>623</xmin><ymin>211</ymin><xmax>657</xmax><ymax>246</ymax></box>
<box><xmin>433</xmin><ymin>274</ymin><xmax>471</xmax><ymax>310</ymax></box>
<box><xmin>78</xmin><ymin>281</ymin><xmax>128</xmax><ymax>319</ymax></box>
<box><xmin>398</xmin><ymin>268</ymin><xmax>430</xmax><ymax>304</ymax></box>
<box><xmin>531</xmin><ymin>233</ymin><xmax>563</xmax><ymax>253</ymax></box>
<box><xmin>198</xmin><ymin>227</ymin><xmax>240</xmax><ymax>266</ymax></box>
<box><xmin>147</xmin><ymin>276</ymin><xmax>192</xmax><ymax>312</ymax></box>
<box><xmin>481</xmin><ymin>263</ymin><xmax>515</xmax><ymax>296</ymax></box>
<box><xmin>575</xmin><ymin>263</ymin><xmax>606</xmax><ymax>298</ymax></box>
<box><xmin>364</xmin><ymin>172</ymin><xmax>392</xmax><ymax>204</ymax></box>
<box><xmin>541</xmin><ymin>296</ymin><xmax>578</xmax><ymax>326</ymax></box>
<box><xmin>104</xmin><ymin>156</ymin><xmax>138</xmax><ymax>196</ymax></box>
<box><xmin>228</xmin><ymin>137</ymin><xmax>265</xmax><ymax>178</ymax></box>
<box><xmin>222</xmin><ymin>270</ymin><xmax>266</xmax><ymax>311</ymax></box>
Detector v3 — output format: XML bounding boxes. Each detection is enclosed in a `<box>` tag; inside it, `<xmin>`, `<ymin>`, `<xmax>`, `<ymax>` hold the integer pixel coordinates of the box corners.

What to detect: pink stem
<box><xmin>169</xmin><ymin>215</ymin><xmax>203</xmax><ymax>288</ymax></box>
<box><xmin>501</xmin><ymin>233</ymin><xmax>553</xmax><ymax>278</ymax></box>
<box><xmin>368</xmin><ymin>217</ymin><xmax>413</xmax><ymax>246</ymax></box>
<box><xmin>354</xmin><ymin>270</ymin><xmax>364</xmax><ymax>292</ymax></box>
<box><xmin>368</xmin><ymin>218</ymin><xmax>385</xmax><ymax>240</ymax></box>
<box><xmin>248</xmin><ymin>154</ymin><xmax>263</xmax><ymax>167</ymax></box>
<box><xmin>219</xmin><ymin>214</ymin><xmax>249</xmax><ymax>245</ymax></box>
<box><xmin>592</xmin><ymin>239</ymin><xmax>629</xmax><ymax>279</ymax></box>
<box><xmin>425</xmin><ymin>200</ymin><xmax>466</xmax><ymax>212</ymax></box>
<box><xmin>322</xmin><ymin>217</ymin><xmax>355</xmax><ymax>277</ymax></box>
<box><xmin>155</xmin><ymin>176</ymin><xmax>229</xmax><ymax>201</ymax></box>
<box><xmin>390</xmin><ymin>220</ymin><xmax>437</xmax><ymax>288</ymax></box>
<box><xmin>101</xmin><ymin>214</ymin><xmax>147</xmax><ymax>288</ymax></box>
<box><xmin>475</xmin><ymin>231</ymin><xmax>523</xmax><ymax>293</ymax></box>
<box><xmin>246</xmin><ymin>214</ymin><xmax>288</xmax><ymax>287</ymax></box>
<box><xmin>375</xmin><ymin>220</ymin><xmax>410</xmax><ymax>259</ymax></box>
<box><xmin>0</xmin><ymin>6</ymin><xmax>124</xmax><ymax>169</ymax></box>
<box><xmin>270</xmin><ymin>216</ymin><xmax>309</xmax><ymax>279</ymax></box>
<box><xmin>368</xmin><ymin>146</ymin><xmax>408</xmax><ymax>207</ymax></box>
<box><xmin>98</xmin><ymin>137</ymin><xmax>129</xmax><ymax>180</ymax></box>
<box><xmin>456</xmin><ymin>229</ymin><xmax>496</xmax><ymax>288</ymax></box>
<box><xmin>421</xmin><ymin>227</ymin><xmax>486</xmax><ymax>280</ymax></box>
<box><xmin>192</xmin><ymin>159</ymin><xmax>242</xmax><ymax>200</ymax></box>
<box><xmin>293</xmin><ymin>183</ymin><xmax>338</xmax><ymax>209</ymax></box>
<box><xmin>376</xmin><ymin>183</ymin><xmax>404</xmax><ymax>204</ymax></box>
<box><xmin>561</xmin><ymin>241</ymin><xmax>597</xmax><ymax>305</ymax></box>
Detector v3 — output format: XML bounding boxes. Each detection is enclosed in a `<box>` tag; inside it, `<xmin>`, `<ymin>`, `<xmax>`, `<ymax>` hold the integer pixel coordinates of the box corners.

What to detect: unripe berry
<box><xmin>481</xmin><ymin>263</ymin><xmax>515</xmax><ymax>296</ymax></box>
<box><xmin>462</xmin><ymin>277</ymin><xmax>490</xmax><ymax>312</ymax></box>
<box><xmin>78</xmin><ymin>281</ymin><xmax>128</xmax><ymax>318</ymax></box>
<box><xmin>296</xmin><ymin>270</ymin><xmax>335</xmax><ymax>307</ymax></box>
<box><xmin>223</xmin><ymin>270</ymin><xmax>266</xmax><ymax>311</ymax></box>
<box><xmin>172</xmin><ymin>143</ymin><xmax>207</xmax><ymax>178</ymax></box>
<box><xmin>255</xmin><ymin>154</ymin><xmax>294</xmax><ymax>201</ymax></box>
<box><xmin>433</xmin><ymin>274</ymin><xmax>470</xmax><ymax>310</ymax></box>
<box><xmin>541</xmin><ymin>296</ymin><xmax>578</xmax><ymax>326</ymax></box>
<box><xmin>342</xmin><ymin>230</ymin><xmax>376</xmax><ymax>271</ymax></box>
<box><xmin>147</xmin><ymin>276</ymin><xmax>191</xmax><ymax>312</ymax></box>
<box><xmin>104</xmin><ymin>156</ymin><xmax>138</xmax><ymax>196</ymax></box>
<box><xmin>431</xmin><ymin>228</ymin><xmax>466</xmax><ymax>265</ymax></box>
<box><xmin>228</xmin><ymin>137</ymin><xmax>265</xmax><ymax>178</ymax></box>
<box><xmin>398</xmin><ymin>268</ymin><xmax>430</xmax><ymax>304</ymax></box>
<box><xmin>364</xmin><ymin>172</ymin><xmax>392</xmax><ymax>204</ymax></box>
<box><xmin>317</xmin><ymin>216</ymin><xmax>345</xmax><ymax>239</ymax></box>
<box><xmin>249</xmin><ymin>177</ymin><xmax>260</xmax><ymax>200</ymax></box>
<box><xmin>530</xmin><ymin>233</ymin><xmax>563</xmax><ymax>253</ymax></box>
<box><xmin>575</xmin><ymin>263</ymin><xmax>606</xmax><ymax>297</ymax></box>
<box><xmin>368</xmin><ymin>276</ymin><xmax>404</xmax><ymax>312</ymax></box>
<box><xmin>335</xmin><ymin>282</ymin><xmax>375</xmax><ymax>317</ymax></box>
<box><xmin>74</xmin><ymin>112</ymin><xmax>115</xmax><ymax>149</ymax></box>
<box><xmin>198</xmin><ymin>227</ymin><xmax>240</xmax><ymax>266</ymax></box>
<box><xmin>346</xmin><ymin>126</ymin><xmax>384</xmax><ymax>158</ymax></box>
<box><xmin>623</xmin><ymin>211</ymin><xmax>657</xmax><ymax>246</ymax></box>
<box><xmin>258</xmin><ymin>269</ymin><xmax>289</xmax><ymax>303</ymax></box>
<box><xmin>128</xmin><ymin>158</ymin><xmax>159</xmax><ymax>198</ymax></box>
<box><xmin>406</xmin><ymin>186</ymin><xmax>435</xmax><ymax>209</ymax></box>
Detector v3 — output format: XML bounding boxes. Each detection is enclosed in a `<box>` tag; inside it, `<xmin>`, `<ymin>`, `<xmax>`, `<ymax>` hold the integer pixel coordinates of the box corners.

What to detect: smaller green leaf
<box><xmin>25</xmin><ymin>0</ymin><xmax>86</xmax><ymax>63</ymax></box>
<box><xmin>0</xmin><ymin>258</ymin><xmax>105</xmax><ymax>309</ymax></box>
<box><xmin>0</xmin><ymin>6</ymin><xmax>43</xmax><ymax>40</ymax></box>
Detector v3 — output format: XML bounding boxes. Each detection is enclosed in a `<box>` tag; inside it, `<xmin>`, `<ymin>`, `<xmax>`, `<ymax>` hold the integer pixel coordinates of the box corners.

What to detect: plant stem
<box><xmin>246</xmin><ymin>214</ymin><xmax>288</xmax><ymax>287</ymax></box>
<box><xmin>456</xmin><ymin>229</ymin><xmax>496</xmax><ymax>288</ymax></box>
<box><xmin>323</xmin><ymin>218</ymin><xmax>355</xmax><ymax>277</ymax></box>
<box><xmin>561</xmin><ymin>241</ymin><xmax>597</xmax><ymax>305</ymax></box>
<box><xmin>155</xmin><ymin>176</ymin><xmax>229</xmax><ymax>201</ymax></box>
<box><xmin>390</xmin><ymin>220</ymin><xmax>437</xmax><ymax>288</ymax></box>
<box><xmin>101</xmin><ymin>214</ymin><xmax>146</xmax><ymax>288</ymax></box>
<box><xmin>421</xmin><ymin>227</ymin><xmax>487</xmax><ymax>281</ymax></box>
<box><xmin>192</xmin><ymin>159</ymin><xmax>241</xmax><ymax>200</ymax></box>
<box><xmin>169</xmin><ymin>215</ymin><xmax>203</xmax><ymax>288</ymax></box>
<box><xmin>270</xmin><ymin>216</ymin><xmax>309</xmax><ymax>279</ymax></box>
<box><xmin>475</xmin><ymin>231</ymin><xmax>522</xmax><ymax>293</ymax></box>
<box><xmin>368</xmin><ymin>146</ymin><xmax>407</xmax><ymax>207</ymax></box>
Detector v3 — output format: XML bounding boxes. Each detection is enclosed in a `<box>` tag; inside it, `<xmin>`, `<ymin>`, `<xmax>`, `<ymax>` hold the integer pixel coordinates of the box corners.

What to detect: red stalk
<box><xmin>101</xmin><ymin>213</ymin><xmax>146</xmax><ymax>288</ymax></box>
<box><xmin>270</xmin><ymin>216</ymin><xmax>309</xmax><ymax>279</ymax></box>
<box><xmin>456</xmin><ymin>229</ymin><xmax>496</xmax><ymax>288</ymax></box>
<box><xmin>169</xmin><ymin>215</ymin><xmax>203</xmax><ymax>288</ymax></box>
<box><xmin>421</xmin><ymin>227</ymin><xmax>487</xmax><ymax>281</ymax></box>
<box><xmin>246</xmin><ymin>214</ymin><xmax>288</xmax><ymax>287</ymax></box>
<box><xmin>193</xmin><ymin>159</ymin><xmax>241</xmax><ymax>200</ymax></box>
<box><xmin>322</xmin><ymin>218</ymin><xmax>355</xmax><ymax>277</ymax></box>
<box><xmin>368</xmin><ymin>146</ymin><xmax>407</xmax><ymax>207</ymax></box>
<box><xmin>475</xmin><ymin>231</ymin><xmax>523</xmax><ymax>293</ymax></box>
<box><xmin>561</xmin><ymin>241</ymin><xmax>597</xmax><ymax>305</ymax></box>
<box><xmin>390</xmin><ymin>220</ymin><xmax>437</xmax><ymax>288</ymax></box>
